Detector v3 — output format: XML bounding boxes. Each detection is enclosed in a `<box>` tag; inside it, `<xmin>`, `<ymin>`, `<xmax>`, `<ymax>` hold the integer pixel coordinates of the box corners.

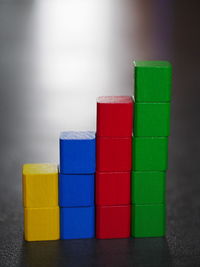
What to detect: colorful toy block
<box><xmin>131</xmin><ymin>171</ymin><xmax>166</xmax><ymax>204</ymax></box>
<box><xmin>132</xmin><ymin>137</ymin><xmax>168</xmax><ymax>171</ymax></box>
<box><xmin>132</xmin><ymin>61</ymin><xmax>172</xmax><ymax>239</ymax></box>
<box><xmin>134</xmin><ymin>103</ymin><xmax>170</xmax><ymax>137</ymax></box>
<box><xmin>131</xmin><ymin>204</ymin><xmax>166</xmax><ymax>237</ymax></box>
<box><xmin>134</xmin><ymin>61</ymin><xmax>172</xmax><ymax>102</ymax></box>
<box><xmin>60</xmin><ymin>131</ymin><xmax>96</xmax><ymax>174</ymax></box>
<box><xmin>22</xmin><ymin>164</ymin><xmax>58</xmax><ymax>208</ymax></box>
<box><xmin>96</xmin><ymin>205</ymin><xmax>130</xmax><ymax>239</ymax></box>
<box><xmin>60</xmin><ymin>206</ymin><xmax>95</xmax><ymax>239</ymax></box>
<box><xmin>97</xmin><ymin>96</ymin><xmax>133</xmax><ymax>137</ymax></box>
<box><xmin>96</xmin><ymin>137</ymin><xmax>132</xmax><ymax>172</ymax></box>
<box><xmin>59</xmin><ymin>173</ymin><xmax>94</xmax><ymax>207</ymax></box>
<box><xmin>24</xmin><ymin>207</ymin><xmax>60</xmax><ymax>241</ymax></box>
<box><xmin>96</xmin><ymin>171</ymin><xmax>130</xmax><ymax>205</ymax></box>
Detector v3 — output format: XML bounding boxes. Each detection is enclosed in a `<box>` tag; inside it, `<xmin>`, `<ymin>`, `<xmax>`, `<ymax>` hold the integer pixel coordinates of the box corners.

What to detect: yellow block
<box><xmin>24</xmin><ymin>206</ymin><xmax>60</xmax><ymax>241</ymax></box>
<box><xmin>22</xmin><ymin>163</ymin><xmax>58</xmax><ymax>208</ymax></box>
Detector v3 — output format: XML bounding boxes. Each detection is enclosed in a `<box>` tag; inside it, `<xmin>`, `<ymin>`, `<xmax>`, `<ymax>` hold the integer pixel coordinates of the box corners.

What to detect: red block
<box><xmin>97</xmin><ymin>96</ymin><xmax>133</xmax><ymax>137</ymax></box>
<box><xmin>96</xmin><ymin>137</ymin><xmax>132</xmax><ymax>171</ymax></box>
<box><xmin>96</xmin><ymin>172</ymin><xmax>130</xmax><ymax>205</ymax></box>
<box><xmin>96</xmin><ymin>205</ymin><xmax>130</xmax><ymax>239</ymax></box>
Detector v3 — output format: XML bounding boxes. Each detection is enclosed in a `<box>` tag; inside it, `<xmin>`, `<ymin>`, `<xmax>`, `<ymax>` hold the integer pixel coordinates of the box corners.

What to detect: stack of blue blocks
<box><xmin>59</xmin><ymin>131</ymin><xmax>96</xmax><ymax>239</ymax></box>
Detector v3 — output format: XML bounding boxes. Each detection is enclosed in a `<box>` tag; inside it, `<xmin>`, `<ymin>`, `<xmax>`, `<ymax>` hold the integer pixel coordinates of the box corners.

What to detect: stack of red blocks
<box><xmin>96</xmin><ymin>96</ymin><xmax>133</xmax><ymax>239</ymax></box>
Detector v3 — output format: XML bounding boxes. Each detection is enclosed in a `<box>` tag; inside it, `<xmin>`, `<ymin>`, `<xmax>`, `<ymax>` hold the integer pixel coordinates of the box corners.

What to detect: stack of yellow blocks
<box><xmin>22</xmin><ymin>164</ymin><xmax>60</xmax><ymax>241</ymax></box>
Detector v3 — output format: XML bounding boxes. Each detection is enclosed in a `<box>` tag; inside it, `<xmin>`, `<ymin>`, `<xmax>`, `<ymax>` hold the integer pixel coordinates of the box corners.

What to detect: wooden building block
<box><xmin>134</xmin><ymin>102</ymin><xmax>170</xmax><ymax>137</ymax></box>
<box><xmin>96</xmin><ymin>205</ymin><xmax>130</xmax><ymax>239</ymax></box>
<box><xmin>134</xmin><ymin>61</ymin><xmax>172</xmax><ymax>102</ymax></box>
<box><xmin>22</xmin><ymin>164</ymin><xmax>58</xmax><ymax>208</ymax></box>
<box><xmin>24</xmin><ymin>206</ymin><xmax>60</xmax><ymax>241</ymax></box>
<box><xmin>60</xmin><ymin>206</ymin><xmax>95</xmax><ymax>239</ymax></box>
<box><xmin>96</xmin><ymin>137</ymin><xmax>132</xmax><ymax>172</ymax></box>
<box><xmin>132</xmin><ymin>137</ymin><xmax>168</xmax><ymax>171</ymax></box>
<box><xmin>59</xmin><ymin>173</ymin><xmax>94</xmax><ymax>207</ymax></box>
<box><xmin>131</xmin><ymin>204</ymin><xmax>166</xmax><ymax>237</ymax></box>
<box><xmin>131</xmin><ymin>171</ymin><xmax>166</xmax><ymax>204</ymax></box>
<box><xmin>97</xmin><ymin>96</ymin><xmax>133</xmax><ymax>137</ymax></box>
<box><xmin>60</xmin><ymin>131</ymin><xmax>96</xmax><ymax>174</ymax></box>
<box><xmin>96</xmin><ymin>171</ymin><xmax>130</xmax><ymax>206</ymax></box>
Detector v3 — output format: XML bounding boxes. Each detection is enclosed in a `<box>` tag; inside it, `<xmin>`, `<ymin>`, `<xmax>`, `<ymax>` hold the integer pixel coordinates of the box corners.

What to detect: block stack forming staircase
<box><xmin>22</xmin><ymin>60</ymin><xmax>172</xmax><ymax>241</ymax></box>
<box><xmin>96</xmin><ymin>96</ymin><xmax>133</xmax><ymax>239</ymax></box>
<box><xmin>59</xmin><ymin>131</ymin><xmax>96</xmax><ymax>239</ymax></box>
<box><xmin>23</xmin><ymin>164</ymin><xmax>60</xmax><ymax>241</ymax></box>
<box><xmin>131</xmin><ymin>61</ymin><xmax>172</xmax><ymax>237</ymax></box>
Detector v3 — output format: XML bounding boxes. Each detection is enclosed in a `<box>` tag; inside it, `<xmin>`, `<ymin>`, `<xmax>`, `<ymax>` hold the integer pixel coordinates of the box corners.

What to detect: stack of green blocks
<box><xmin>131</xmin><ymin>61</ymin><xmax>172</xmax><ymax>237</ymax></box>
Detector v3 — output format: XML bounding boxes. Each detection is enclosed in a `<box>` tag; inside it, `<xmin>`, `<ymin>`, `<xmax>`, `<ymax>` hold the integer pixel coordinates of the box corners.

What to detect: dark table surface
<box><xmin>0</xmin><ymin>0</ymin><xmax>200</xmax><ymax>266</ymax></box>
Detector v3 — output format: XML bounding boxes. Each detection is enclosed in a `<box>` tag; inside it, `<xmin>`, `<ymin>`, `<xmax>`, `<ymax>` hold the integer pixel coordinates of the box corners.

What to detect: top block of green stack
<box><xmin>134</xmin><ymin>61</ymin><xmax>172</xmax><ymax>102</ymax></box>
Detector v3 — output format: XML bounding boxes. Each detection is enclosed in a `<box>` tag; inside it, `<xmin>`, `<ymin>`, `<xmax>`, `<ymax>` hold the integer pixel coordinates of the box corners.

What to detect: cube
<box><xmin>96</xmin><ymin>205</ymin><xmax>130</xmax><ymax>239</ymax></box>
<box><xmin>59</xmin><ymin>174</ymin><xmax>94</xmax><ymax>207</ymax></box>
<box><xmin>96</xmin><ymin>137</ymin><xmax>132</xmax><ymax>172</ymax></box>
<box><xmin>24</xmin><ymin>207</ymin><xmax>60</xmax><ymax>241</ymax></box>
<box><xmin>131</xmin><ymin>171</ymin><xmax>166</xmax><ymax>204</ymax></box>
<box><xmin>134</xmin><ymin>102</ymin><xmax>170</xmax><ymax>137</ymax></box>
<box><xmin>97</xmin><ymin>96</ymin><xmax>133</xmax><ymax>137</ymax></box>
<box><xmin>134</xmin><ymin>61</ymin><xmax>172</xmax><ymax>102</ymax></box>
<box><xmin>22</xmin><ymin>164</ymin><xmax>58</xmax><ymax>208</ymax></box>
<box><xmin>60</xmin><ymin>206</ymin><xmax>95</xmax><ymax>239</ymax></box>
<box><xmin>96</xmin><ymin>171</ymin><xmax>130</xmax><ymax>205</ymax></box>
<box><xmin>132</xmin><ymin>137</ymin><xmax>168</xmax><ymax>171</ymax></box>
<box><xmin>131</xmin><ymin>204</ymin><xmax>166</xmax><ymax>237</ymax></box>
<box><xmin>60</xmin><ymin>131</ymin><xmax>96</xmax><ymax>174</ymax></box>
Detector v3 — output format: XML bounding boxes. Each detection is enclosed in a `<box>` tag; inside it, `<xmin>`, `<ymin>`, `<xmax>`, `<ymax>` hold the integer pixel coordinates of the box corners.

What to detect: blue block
<box><xmin>60</xmin><ymin>206</ymin><xmax>95</xmax><ymax>239</ymax></box>
<box><xmin>59</xmin><ymin>173</ymin><xmax>94</xmax><ymax>207</ymax></box>
<box><xmin>60</xmin><ymin>131</ymin><xmax>96</xmax><ymax>174</ymax></box>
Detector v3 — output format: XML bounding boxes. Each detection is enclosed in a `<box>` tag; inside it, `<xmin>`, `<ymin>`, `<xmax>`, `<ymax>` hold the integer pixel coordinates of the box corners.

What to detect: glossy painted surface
<box><xmin>134</xmin><ymin>102</ymin><xmax>171</xmax><ymax>137</ymax></box>
<box><xmin>131</xmin><ymin>171</ymin><xmax>166</xmax><ymax>204</ymax></box>
<box><xmin>96</xmin><ymin>171</ymin><xmax>130</xmax><ymax>206</ymax></box>
<box><xmin>59</xmin><ymin>174</ymin><xmax>94</xmax><ymax>207</ymax></box>
<box><xmin>60</xmin><ymin>206</ymin><xmax>95</xmax><ymax>240</ymax></box>
<box><xmin>134</xmin><ymin>61</ymin><xmax>172</xmax><ymax>102</ymax></box>
<box><xmin>22</xmin><ymin>164</ymin><xmax>58</xmax><ymax>208</ymax></box>
<box><xmin>131</xmin><ymin>204</ymin><xmax>166</xmax><ymax>238</ymax></box>
<box><xmin>96</xmin><ymin>205</ymin><xmax>130</xmax><ymax>239</ymax></box>
<box><xmin>97</xmin><ymin>96</ymin><xmax>133</xmax><ymax>137</ymax></box>
<box><xmin>97</xmin><ymin>137</ymin><xmax>132</xmax><ymax>171</ymax></box>
<box><xmin>60</xmin><ymin>131</ymin><xmax>96</xmax><ymax>174</ymax></box>
<box><xmin>24</xmin><ymin>207</ymin><xmax>60</xmax><ymax>241</ymax></box>
<box><xmin>132</xmin><ymin>137</ymin><xmax>168</xmax><ymax>171</ymax></box>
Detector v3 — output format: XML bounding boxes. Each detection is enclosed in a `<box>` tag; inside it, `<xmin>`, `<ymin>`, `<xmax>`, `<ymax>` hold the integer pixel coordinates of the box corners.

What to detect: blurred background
<box><xmin>0</xmin><ymin>0</ymin><xmax>200</xmax><ymax>266</ymax></box>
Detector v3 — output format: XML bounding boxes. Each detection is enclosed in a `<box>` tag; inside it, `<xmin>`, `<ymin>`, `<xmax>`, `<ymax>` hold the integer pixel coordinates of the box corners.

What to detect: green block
<box><xmin>134</xmin><ymin>61</ymin><xmax>172</xmax><ymax>102</ymax></box>
<box><xmin>131</xmin><ymin>204</ymin><xmax>166</xmax><ymax>237</ymax></box>
<box><xmin>131</xmin><ymin>171</ymin><xmax>166</xmax><ymax>204</ymax></box>
<box><xmin>133</xmin><ymin>137</ymin><xmax>168</xmax><ymax>171</ymax></box>
<box><xmin>134</xmin><ymin>102</ymin><xmax>171</xmax><ymax>137</ymax></box>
